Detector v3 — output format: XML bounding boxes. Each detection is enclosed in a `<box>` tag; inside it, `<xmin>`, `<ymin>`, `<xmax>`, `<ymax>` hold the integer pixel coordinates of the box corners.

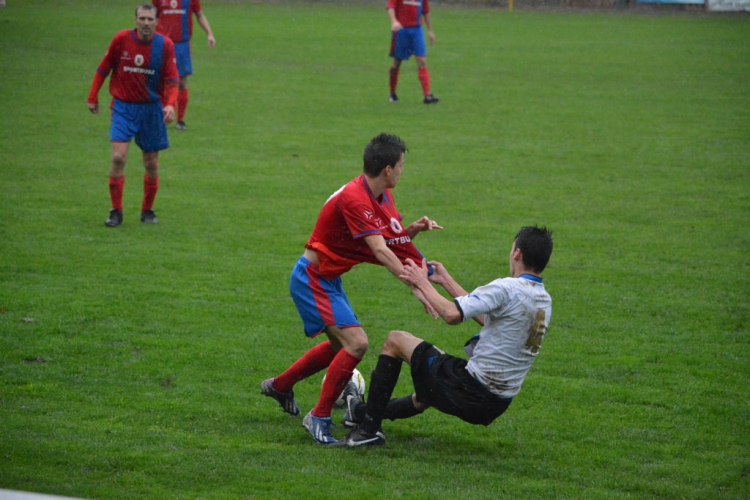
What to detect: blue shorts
<box><xmin>390</xmin><ymin>26</ymin><xmax>427</xmax><ymax>61</ymax></box>
<box><xmin>174</xmin><ymin>41</ymin><xmax>193</xmax><ymax>77</ymax></box>
<box><xmin>110</xmin><ymin>99</ymin><xmax>169</xmax><ymax>153</ymax></box>
<box><xmin>289</xmin><ymin>256</ymin><xmax>361</xmax><ymax>338</ymax></box>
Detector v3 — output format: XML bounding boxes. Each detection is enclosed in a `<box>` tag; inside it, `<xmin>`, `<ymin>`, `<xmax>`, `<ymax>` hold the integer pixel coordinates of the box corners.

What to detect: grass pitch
<box><xmin>1</xmin><ymin>1</ymin><xmax>748</xmax><ymax>498</ymax></box>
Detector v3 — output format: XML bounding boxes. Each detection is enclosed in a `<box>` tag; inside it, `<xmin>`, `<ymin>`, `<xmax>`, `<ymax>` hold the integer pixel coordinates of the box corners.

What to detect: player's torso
<box><xmin>481</xmin><ymin>279</ymin><xmax>552</xmax><ymax>358</ymax></box>
<box><xmin>109</xmin><ymin>31</ymin><xmax>167</xmax><ymax>102</ymax></box>
<box><xmin>153</xmin><ymin>0</ymin><xmax>195</xmax><ymax>41</ymax></box>
<box><xmin>393</xmin><ymin>0</ymin><xmax>425</xmax><ymax>27</ymax></box>
<box><xmin>310</xmin><ymin>177</ymin><xmax>415</xmax><ymax>260</ymax></box>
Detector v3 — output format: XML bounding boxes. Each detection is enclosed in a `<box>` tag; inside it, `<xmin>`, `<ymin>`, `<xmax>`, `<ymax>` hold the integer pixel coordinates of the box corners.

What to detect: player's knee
<box><xmin>381</xmin><ymin>330</ymin><xmax>410</xmax><ymax>356</ymax></box>
<box><xmin>110</xmin><ymin>153</ymin><xmax>127</xmax><ymax>173</ymax></box>
<box><xmin>411</xmin><ymin>393</ymin><xmax>428</xmax><ymax>413</ymax></box>
<box><xmin>346</xmin><ymin>330</ymin><xmax>369</xmax><ymax>359</ymax></box>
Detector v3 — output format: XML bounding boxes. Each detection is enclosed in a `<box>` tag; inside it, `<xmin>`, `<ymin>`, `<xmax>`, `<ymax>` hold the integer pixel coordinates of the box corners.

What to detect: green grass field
<box><xmin>1</xmin><ymin>0</ymin><xmax>749</xmax><ymax>498</ymax></box>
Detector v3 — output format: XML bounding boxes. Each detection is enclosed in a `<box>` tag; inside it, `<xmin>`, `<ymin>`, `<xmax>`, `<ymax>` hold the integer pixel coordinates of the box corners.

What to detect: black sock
<box><xmin>384</xmin><ymin>395</ymin><xmax>423</xmax><ymax>420</ymax></box>
<box><xmin>361</xmin><ymin>354</ymin><xmax>402</xmax><ymax>434</ymax></box>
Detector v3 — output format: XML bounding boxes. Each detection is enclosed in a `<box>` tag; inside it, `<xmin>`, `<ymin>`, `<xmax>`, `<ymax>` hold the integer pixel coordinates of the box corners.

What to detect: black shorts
<box><xmin>410</xmin><ymin>341</ymin><xmax>512</xmax><ymax>426</ymax></box>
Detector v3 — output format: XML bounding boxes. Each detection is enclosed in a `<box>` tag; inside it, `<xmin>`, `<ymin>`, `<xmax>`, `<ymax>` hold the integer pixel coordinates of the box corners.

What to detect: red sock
<box><xmin>109</xmin><ymin>176</ymin><xmax>125</xmax><ymax>212</ymax></box>
<box><xmin>389</xmin><ymin>66</ymin><xmax>400</xmax><ymax>94</ymax></box>
<box><xmin>177</xmin><ymin>88</ymin><xmax>189</xmax><ymax>122</ymax></box>
<box><xmin>142</xmin><ymin>174</ymin><xmax>159</xmax><ymax>211</ymax></box>
<box><xmin>418</xmin><ymin>67</ymin><xmax>431</xmax><ymax>97</ymax></box>
<box><xmin>313</xmin><ymin>349</ymin><xmax>360</xmax><ymax>418</ymax></box>
<box><xmin>274</xmin><ymin>340</ymin><xmax>336</xmax><ymax>393</ymax></box>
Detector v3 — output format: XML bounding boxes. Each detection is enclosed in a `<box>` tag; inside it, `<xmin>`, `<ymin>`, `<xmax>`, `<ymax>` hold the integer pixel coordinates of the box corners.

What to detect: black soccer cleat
<box><xmin>140</xmin><ymin>210</ymin><xmax>158</xmax><ymax>224</ymax></box>
<box><xmin>333</xmin><ymin>427</ymin><xmax>385</xmax><ymax>447</ymax></box>
<box><xmin>423</xmin><ymin>94</ymin><xmax>439</xmax><ymax>105</ymax></box>
<box><xmin>389</xmin><ymin>93</ymin><xmax>399</xmax><ymax>103</ymax></box>
<box><xmin>175</xmin><ymin>121</ymin><xmax>187</xmax><ymax>130</ymax></box>
<box><xmin>105</xmin><ymin>209</ymin><xmax>123</xmax><ymax>228</ymax></box>
<box><xmin>342</xmin><ymin>394</ymin><xmax>363</xmax><ymax>429</ymax></box>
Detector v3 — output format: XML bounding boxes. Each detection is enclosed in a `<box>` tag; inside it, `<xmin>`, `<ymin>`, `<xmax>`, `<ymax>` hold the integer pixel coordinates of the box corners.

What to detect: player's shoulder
<box><xmin>159</xmin><ymin>33</ymin><xmax>176</xmax><ymax>49</ymax></box>
<box><xmin>113</xmin><ymin>29</ymin><xmax>132</xmax><ymax>40</ymax></box>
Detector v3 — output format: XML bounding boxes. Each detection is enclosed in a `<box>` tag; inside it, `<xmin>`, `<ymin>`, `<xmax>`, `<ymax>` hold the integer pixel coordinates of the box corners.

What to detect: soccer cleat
<box><xmin>105</xmin><ymin>209</ymin><xmax>123</xmax><ymax>228</ymax></box>
<box><xmin>140</xmin><ymin>210</ymin><xmax>158</xmax><ymax>224</ymax></box>
<box><xmin>342</xmin><ymin>394</ymin><xmax>363</xmax><ymax>429</ymax></box>
<box><xmin>302</xmin><ymin>410</ymin><xmax>338</xmax><ymax>445</ymax></box>
<box><xmin>260</xmin><ymin>378</ymin><xmax>300</xmax><ymax>416</ymax></box>
<box><xmin>175</xmin><ymin>121</ymin><xmax>187</xmax><ymax>130</ymax></box>
<box><xmin>389</xmin><ymin>93</ymin><xmax>399</xmax><ymax>103</ymax></box>
<box><xmin>423</xmin><ymin>94</ymin><xmax>439</xmax><ymax>105</ymax></box>
<box><xmin>334</xmin><ymin>427</ymin><xmax>385</xmax><ymax>447</ymax></box>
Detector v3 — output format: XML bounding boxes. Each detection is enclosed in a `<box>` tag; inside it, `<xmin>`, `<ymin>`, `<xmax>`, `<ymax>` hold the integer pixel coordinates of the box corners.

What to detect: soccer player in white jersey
<box><xmin>336</xmin><ymin>225</ymin><xmax>553</xmax><ymax>446</ymax></box>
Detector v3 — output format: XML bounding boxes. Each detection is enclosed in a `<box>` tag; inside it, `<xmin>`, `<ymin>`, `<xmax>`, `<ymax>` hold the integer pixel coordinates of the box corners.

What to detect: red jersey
<box><xmin>306</xmin><ymin>175</ymin><xmax>425</xmax><ymax>280</ymax></box>
<box><xmin>153</xmin><ymin>0</ymin><xmax>201</xmax><ymax>43</ymax></box>
<box><xmin>92</xmin><ymin>30</ymin><xmax>178</xmax><ymax>105</ymax></box>
<box><xmin>387</xmin><ymin>0</ymin><xmax>428</xmax><ymax>28</ymax></box>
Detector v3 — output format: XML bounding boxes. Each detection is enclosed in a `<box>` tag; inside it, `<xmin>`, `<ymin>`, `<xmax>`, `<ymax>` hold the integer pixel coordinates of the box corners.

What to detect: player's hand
<box><xmin>391</xmin><ymin>21</ymin><xmax>403</xmax><ymax>32</ymax></box>
<box><xmin>412</xmin><ymin>215</ymin><xmax>442</xmax><ymax>233</ymax></box>
<box><xmin>163</xmin><ymin>105</ymin><xmax>176</xmax><ymax>124</ymax></box>
<box><xmin>400</xmin><ymin>258</ymin><xmax>430</xmax><ymax>287</ymax></box>
<box><xmin>428</xmin><ymin>30</ymin><xmax>435</xmax><ymax>45</ymax></box>
<box><xmin>427</xmin><ymin>260</ymin><xmax>450</xmax><ymax>285</ymax></box>
<box><xmin>207</xmin><ymin>35</ymin><xmax>216</xmax><ymax>48</ymax></box>
<box><xmin>88</xmin><ymin>102</ymin><xmax>99</xmax><ymax>114</ymax></box>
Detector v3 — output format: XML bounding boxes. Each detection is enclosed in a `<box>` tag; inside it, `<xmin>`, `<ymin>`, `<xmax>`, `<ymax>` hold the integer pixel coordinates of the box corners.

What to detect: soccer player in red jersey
<box><xmin>152</xmin><ymin>0</ymin><xmax>215</xmax><ymax>130</ymax></box>
<box><xmin>387</xmin><ymin>0</ymin><xmax>439</xmax><ymax>104</ymax></box>
<box><xmin>87</xmin><ymin>4</ymin><xmax>179</xmax><ymax>227</ymax></box>
<box><xmin>261</xmin><ymin>133</ymin><xmax>443</xmax><ymax>444</ymax></box>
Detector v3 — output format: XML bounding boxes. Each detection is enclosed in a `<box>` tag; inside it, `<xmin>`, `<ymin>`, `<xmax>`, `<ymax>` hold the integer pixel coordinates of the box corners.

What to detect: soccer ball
<box><xmin>322</xmin><ymin>368</ymin><xmax>366</xmax><ymax>408</ymax></box>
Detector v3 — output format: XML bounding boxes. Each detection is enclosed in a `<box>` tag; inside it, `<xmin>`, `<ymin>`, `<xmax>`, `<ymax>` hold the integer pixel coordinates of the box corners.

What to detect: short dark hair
<box><xmin>136</xmin><ymin>3</ymin><xmax>158</xmax><ymax>18</ymax></box>
<box><xmin>363</xmin><ymin>133</ymin><xmax>407</xmax><ymax>177</ymax></box>
<box><xmin>514</xmin><ymin>226</ymin><xmax>554</xmax><ymax>274</ymax></box>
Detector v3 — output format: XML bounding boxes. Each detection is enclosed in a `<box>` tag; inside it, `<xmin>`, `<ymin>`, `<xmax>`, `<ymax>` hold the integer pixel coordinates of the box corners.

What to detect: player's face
<box><xmin>135</xmin><ymin>8</ymin><xmax>158</xmax><ymax>41</ymax></box>
<box><xmin>385</xmin><ymin>154</ymin><xmax>405</xmax><ymax>189</ymax></box>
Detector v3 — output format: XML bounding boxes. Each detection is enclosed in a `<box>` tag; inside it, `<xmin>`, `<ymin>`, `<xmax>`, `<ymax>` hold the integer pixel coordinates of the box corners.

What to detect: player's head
<box><xmin>135</xmin><ymin>3</ymin><xmax>158</xmax><ymax>19</ymax></box>
<box><xmin>512</xmin><ymin>226</ymin><xmax>553</xmax><ymax>274</ymax></box>
<box><xmin>363</xmin><ymin>133</ymin><xmax>408</xmax><ymax>177</ymax></box>
<box><xmin>134</xmin><ymin>4</ymin><xmax>158</xmax><ymax>41</ymax></box>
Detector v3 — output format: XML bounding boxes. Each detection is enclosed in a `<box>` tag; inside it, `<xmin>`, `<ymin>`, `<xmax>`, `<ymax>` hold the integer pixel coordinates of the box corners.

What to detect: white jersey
<box><xmin>456</xmin><ymin>275</ymin><xmax>552</xmax><ymax>399</ymax></box>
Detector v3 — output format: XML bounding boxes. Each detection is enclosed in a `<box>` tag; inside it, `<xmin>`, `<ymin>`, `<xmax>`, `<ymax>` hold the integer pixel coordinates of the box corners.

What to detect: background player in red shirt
<box><xmin>261</xmin><ymin>133</ymin><xmax>443</xmax><ymax>445</ymax></box>
<box><xmin>152</xmin><ymin>0</ymin><xmax>215</xmax><ymax>130</ymax></box>
<box><xmin>387</xmin><ymin>0</ymin><xmax>439</xmax><ymax>104</ymax></box>
<box><xmin>87</xmin><ymin>4</ymin><xmax>179</xmax><ymax>227</ymax></box>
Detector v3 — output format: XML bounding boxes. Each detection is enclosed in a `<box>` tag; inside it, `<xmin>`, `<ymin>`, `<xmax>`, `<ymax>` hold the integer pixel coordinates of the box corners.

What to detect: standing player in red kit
<box><xmin>152</xmin><ymin>0</ymin><xmax>216</xmax><ymax>131</ymax></box>
<box><xmin>87</xmin><ymin>4</ymin><xmax>179</xmax><ymax>227</ymax></box>
<box><xmin>261</xmin><ymin>133</ymin><xmax>443</xmax><ymax>445</ymax></box>
<box><xmin>387</xmin><ymin>0</ymin><xmax>439</xmax><ymax>104</ymax></box>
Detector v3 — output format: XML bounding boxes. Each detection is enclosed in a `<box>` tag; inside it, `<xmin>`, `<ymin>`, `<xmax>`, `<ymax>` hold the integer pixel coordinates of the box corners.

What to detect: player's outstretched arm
<box><xmin>428</xmin><ymin>260</ymin><xmax>485</xmax><ymax>326</ymax></box>
<box><xmin>401</xmin><ymin>258</ymin><xmax>462</xmax><ymax>325</ymax></box>
<box><xmin>364</xmin><ymin>234</ymin><xmax>438</xmax><ymax>319</ymax></box>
